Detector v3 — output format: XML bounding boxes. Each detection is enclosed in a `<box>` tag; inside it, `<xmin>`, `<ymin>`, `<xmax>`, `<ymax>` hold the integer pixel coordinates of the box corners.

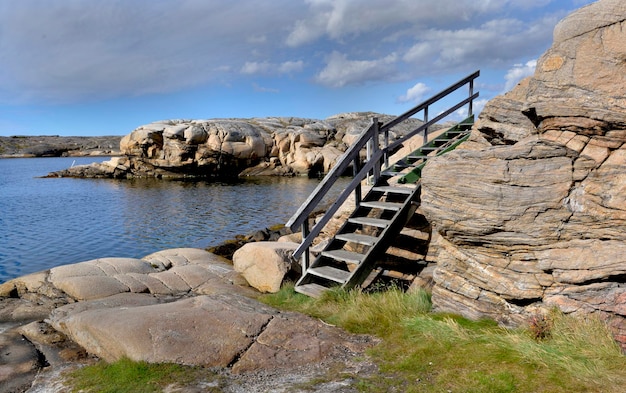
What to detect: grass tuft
<box><xmin>66</xmin><ymin>357</ymin><xmax>223</xmax><ymax>393</ymax></box>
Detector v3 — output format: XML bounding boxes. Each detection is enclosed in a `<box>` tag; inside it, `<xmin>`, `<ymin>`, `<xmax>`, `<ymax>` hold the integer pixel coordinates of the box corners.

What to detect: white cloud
<box><xmin>403</xmin><ymin>17</ymin><xmax>554</xmax><ymax>73</ymax></box>
<box><xmin>398</xmin><ymin>82</ymin><xmax>430</xmax><ymax>103</ymax></box>
<box><xmin>278</xmin><ymin>60</ymin><xmax>305</xmax><ymax>74</ymax></box>
<box><xmin>0</xmin><ymin>0</ymin><xmax>593</xmax><ymax>105</ymax></box>
<box><xmin>241</xmin><ymin>62</ymin><xmax>271</xmax><ymax>75</ymax></box>
<box><xmin>247</xmin><ymin>35</ymin><xmax>267</xmax><ymax>44</ymax></box>
<box><xmin>286</xmin><ymin>0</ymin><xmax>511</xmax><ymax>48</ymax></box>
<box><xmin>0</xmin><ymin>0</ymin><xmax>303</xmax><ymax>104</ymax></box>
<box><xmin>315</xmin><ymin>51</ymin><xmax>398</xmax><ymax>87</ymax></box>
<box><xmin>503</xmin><ymin>59</ymin><xmax>537</xmax><ymax>92</ymax></box>
<box><xmin>403</xmin><ymin>42</ymin><xmax>435</xmax><ymax>63</ymax></box>
<box><xmin>456</xmin><ymin>98</ymin><xmax>488</xmax><ymax>119</ymax></box>
<box><xmin>252</xmin><ymin>83</ymin><xmax>279</xmax><ymax>93</ymax></box>
<box><xmin>241</xmin><ymin>60</ymin><xmax>304</xmax><ymax>75</ymax></box>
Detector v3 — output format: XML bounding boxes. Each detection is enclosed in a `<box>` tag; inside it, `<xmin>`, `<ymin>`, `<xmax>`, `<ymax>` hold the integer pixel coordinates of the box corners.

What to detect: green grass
<box><xmin>261</xmin><ymin>283</ymin><xmax>626</xmax><ymax>393</ymax></box>
<box><xmin>65</xmin><ymin>357</ymin><xmax>224</xmax><ymax>393</ymax></box>
<box><xmin>65</xmin><ymin>284</ymin><xmax>625</xmax><ymax>393</ymax></box>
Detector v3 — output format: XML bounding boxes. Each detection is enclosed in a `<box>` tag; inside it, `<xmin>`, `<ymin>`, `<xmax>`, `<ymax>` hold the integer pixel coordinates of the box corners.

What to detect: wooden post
<box><xmin>469</xmin><ymin>78</ymin><xmax>474</xmax><ymax>117</ymax></box>
<box><xmin>372</xmin><ymin>118</ymin><xmax>380</xmax><ymax>184</ymax></box>
<box><xmin>383</xmin><ymin>122</ymin><xmax>389</xmax><ymax>168</ymax></box>
<box><xmin>423</xmin><ymin>106</ymin><xmax>429</xmax><ymax>145</ymax></box>
<box><xmin>301</xmin><ymin>220</ymin><xmax>310</xmax><ymax>272</ymax></box>
<box><xmin>353</xmin><ymin>157</ymin><xmax>361</xmax><ymax>208</ymax></box>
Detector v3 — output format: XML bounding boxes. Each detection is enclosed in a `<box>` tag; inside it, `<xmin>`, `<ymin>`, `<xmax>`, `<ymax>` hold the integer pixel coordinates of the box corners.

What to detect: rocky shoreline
<box><xmin>0</xmin><ymin>135</ymin><xmax>122</xmax><ymax>158</ymax></box>
<box><xmin>0</xmin><ymin>241</ymin><xmax>377</xmax><ymax>393</ymax></box>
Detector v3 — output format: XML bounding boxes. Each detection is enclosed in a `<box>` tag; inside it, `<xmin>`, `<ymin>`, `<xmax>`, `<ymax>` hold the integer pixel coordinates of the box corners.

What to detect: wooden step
<box><xmin>407</xmin><ymin>154</ymin><xmax>428</xmax><ymax>160</ymax></box>
<box><xmin>360</xmin><ymin>201</ymin><xmax>403</xmax><ymax>211</ymax></box>
<box><xmin>335</xmin><ymin>232</ymin><xmax>379</xmax><ymax>246</ymax></box>
<box><xmin>348</xmin><ymin>216</ymin><xmax>391</xmax><ymax>228</ymax></box>
<box><xmin>381</xmin><ymin>169</ymin><xmax>404</xmax><ymax>177</ymax></box>
<box><xmin>295</xmin><ymin>282</ymin><xmax>330</xmax><ymax>298</ymax></box>
<box><xmin>420</xmin><ymin>146</ymin><xmax>437</xmax><ymax>152</ymax></box>
<box><xmin>446</xmin><ymin>130</ymin><xmax>466</xmax><ymax>135</ymax></box>
<box><xmin>322</xmin><ymin>249</ymin><xmax>365</xmax><ymax>264</ymax></box>
<box><xmin>372</xmin><ymin>186</ymin><xmax>414</xmax><ymax>195</ymax></box>
<box><xmin>309</xmin><ymin>265</ymin><xmax>351</xmax><ymax>283</ymax></box>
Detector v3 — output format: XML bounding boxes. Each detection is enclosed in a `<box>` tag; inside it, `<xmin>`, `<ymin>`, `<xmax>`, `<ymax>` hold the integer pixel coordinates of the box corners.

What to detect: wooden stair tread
<box><xmin>348</xmin><ymin>217</ymin><xmax>391</xmax><ymax>228</ymax></box>
<box><xmin>360</xmin><ymin>201</ymin><xmax>403</xmax><ymax>211</ymax></box>
<box><xmin>372</xmin><ymin>186</ymin><xmax>414</xmax><ymax>195</ymax></box>
<box><xmin>322</xmin><ymin>249</ymin><xmax>365</xmax><ymax>264</ymax></box>
<box><xmin>309</xmin><ymin>265</ymin><xmax>351</xmax><ymax>283</ymax></box>
<box><xmin>295</xmin><ymin>283</ymin><xmax>329</xmax><ymax>298</ymax></box>
<box><xmin>407</xmin><ymin>154</ymin><xmax>428</xmax><ymax>160</ymax></box>
<box><xmin>335</xmin><ymin>232</ymin><xmax>379</xmax><ymax>246</ymax></box>
<box><xmin>381</xmin><ymin>170</ymin><xmax>406</xmax><ymax>178</ymax></box>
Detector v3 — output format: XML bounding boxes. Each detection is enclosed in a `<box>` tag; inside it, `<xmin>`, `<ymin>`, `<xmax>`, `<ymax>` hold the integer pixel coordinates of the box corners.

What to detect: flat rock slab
<box><xmin>49</xmin><ymin>293</ymin><xmax>278</xmax><ymax>366</ymax></box>
<box><xmin>47</xmin><ymin>292</ymin><xmax>376</xmax><ymax>371</ymax></box>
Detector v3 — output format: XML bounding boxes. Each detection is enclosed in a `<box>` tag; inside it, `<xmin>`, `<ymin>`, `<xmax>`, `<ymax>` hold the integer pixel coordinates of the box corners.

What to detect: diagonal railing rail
<box><xmin>286</xmin><ymin>70</ymin><xmax>479</xmax><ymax>271</ymax></box>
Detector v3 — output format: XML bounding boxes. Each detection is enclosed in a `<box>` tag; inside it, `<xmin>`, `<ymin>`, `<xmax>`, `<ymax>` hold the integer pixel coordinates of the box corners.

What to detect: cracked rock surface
<box><xmin>0</xmin><ymin>248</ymin><xmax>376</xmax><ymax>392</ymax></box>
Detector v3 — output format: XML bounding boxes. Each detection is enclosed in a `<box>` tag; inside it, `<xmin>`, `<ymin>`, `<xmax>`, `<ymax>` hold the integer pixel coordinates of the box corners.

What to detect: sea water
<box><xmin>0</xmin><ymin>157</ymin><xmax>345</xmax><ymax>283</ymax></box>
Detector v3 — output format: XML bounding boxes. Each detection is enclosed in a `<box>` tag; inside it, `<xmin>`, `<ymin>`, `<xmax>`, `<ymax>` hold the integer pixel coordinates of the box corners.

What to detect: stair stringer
<box><xmin>294</xmin><ymin>181</ymin><xmax>421</xmax><ymax>296</ymax></box>
<box><xmin>343</xmin><ymin>184</ymin><xmax>421</xmax><ymax>289</ymax></box>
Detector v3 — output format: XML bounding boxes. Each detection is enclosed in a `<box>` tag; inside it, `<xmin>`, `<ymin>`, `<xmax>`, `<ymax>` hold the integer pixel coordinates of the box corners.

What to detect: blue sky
<box><xmin>0</xmin><ymin>0</ymin><xmax>595</xmax><ymax>136</ymax></box>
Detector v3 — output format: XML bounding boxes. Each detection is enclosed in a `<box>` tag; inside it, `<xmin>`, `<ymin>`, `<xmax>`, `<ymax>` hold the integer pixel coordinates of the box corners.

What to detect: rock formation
<box><xmin>0</xmin><ymin>248</ymin><xmax>375</xmax><ymax>391</ymax></box>
<box><xmin>421</xmin><ymin>0</ymin><xmax>626</xmax><ymax>350</ymax></box>
<box><xmin>47</xmin><ymin>113</ymin><xmax>425</xmax><ymax>179</ymax></box>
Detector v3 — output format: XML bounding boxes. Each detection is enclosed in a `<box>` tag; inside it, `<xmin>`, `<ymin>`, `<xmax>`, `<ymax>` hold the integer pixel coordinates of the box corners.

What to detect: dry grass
<box><xmin>261</xmin><ymin>284</ymin><xmax>626</xmax><ymax>393</ymax></box>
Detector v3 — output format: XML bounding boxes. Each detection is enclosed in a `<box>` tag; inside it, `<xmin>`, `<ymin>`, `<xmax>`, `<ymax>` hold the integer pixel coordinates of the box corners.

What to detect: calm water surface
<box><xmin>0</xmin><ymin>157</ymin><xmax>345</xmax><ymax>283</ymax></box>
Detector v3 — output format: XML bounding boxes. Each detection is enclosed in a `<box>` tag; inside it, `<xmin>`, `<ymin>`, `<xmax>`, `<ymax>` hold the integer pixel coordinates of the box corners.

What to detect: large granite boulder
<box><xmin>48</xmin><ymin>113</ymin><xmax>425</xmax><ymax>179</ymax></box>
<box><xmin>421</xmin><ymin>0</ymin><xmax>626</xmax><ymax>350</ymax></box>
<box><xmin>232</xmin><ymin>241</ymin><xmax>299</xmax><ymax>293</ymax></box>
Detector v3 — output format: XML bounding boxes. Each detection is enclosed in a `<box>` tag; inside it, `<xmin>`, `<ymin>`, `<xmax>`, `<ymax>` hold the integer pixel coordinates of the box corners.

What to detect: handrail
<box><xmin>380</xmin><ymin>70</ymin><xmax>479</xmax><ymax>133</ymax></box>
<box><xmin>287</xmin><ymin>70</ymin><xmax>479</xmax><ymax>263</ymax></box>
<box><xmin>285</xmin><ymin>122</ymin><xmax>377</xmax><ymax>230</ymax></box>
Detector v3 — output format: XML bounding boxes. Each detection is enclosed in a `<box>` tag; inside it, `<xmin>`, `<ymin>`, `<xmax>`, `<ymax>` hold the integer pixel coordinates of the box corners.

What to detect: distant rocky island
<box><xmin>42</xmin><ymin>112</ymin><xmax>429</xmax><ymax>179</ymax></box>
<box><xmin>0</xmin><ymin>135</ymin><xmax>122</xmax><ymax>158</ymax></box>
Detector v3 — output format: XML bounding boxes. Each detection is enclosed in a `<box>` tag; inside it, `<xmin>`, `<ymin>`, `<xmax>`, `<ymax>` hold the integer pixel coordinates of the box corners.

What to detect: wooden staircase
<box><xmin>286</xmin><ymin>71</ymin><xmax>479</xmax><ymax>298</ymax></box>
<box><xmin>294</xmin><ymin>118</ymin><xmax>473</xmax><ymax>297</ymax></box>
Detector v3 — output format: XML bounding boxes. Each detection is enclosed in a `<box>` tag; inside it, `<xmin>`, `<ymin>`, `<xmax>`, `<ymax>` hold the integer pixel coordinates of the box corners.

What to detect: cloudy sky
<box><xmin>0</xmin><ymin>0</ymin><xmax>595</xmax><ymax>136</ymax></box>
